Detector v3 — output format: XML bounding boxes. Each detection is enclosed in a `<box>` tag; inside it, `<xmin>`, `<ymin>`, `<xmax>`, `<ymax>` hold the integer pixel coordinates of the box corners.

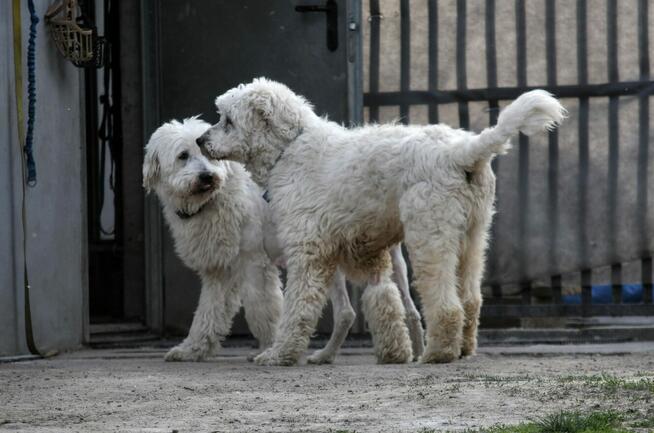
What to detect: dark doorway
<box><xmin>84</xmin><ymin>0</ymin><xmax>146</xmax><ymax>336</ymax></box>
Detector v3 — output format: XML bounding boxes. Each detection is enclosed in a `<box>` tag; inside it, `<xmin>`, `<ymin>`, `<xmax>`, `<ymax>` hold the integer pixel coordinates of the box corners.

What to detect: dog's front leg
<box><xmin>254</xmin><ymin>259</ymin><xmax>333</xmax><ymax>366</ymax></box>
<box><xmin>165</xmin><ymin>277</ymin><xmax>239</xmax><ymax>362</ymax></box>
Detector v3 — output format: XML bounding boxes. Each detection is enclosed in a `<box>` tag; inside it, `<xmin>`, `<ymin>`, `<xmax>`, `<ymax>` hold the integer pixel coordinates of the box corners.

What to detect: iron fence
<box><xmin>363</xmin><ymin>0</ymin><xmax>653</xmax><ymax>318</ymax></box>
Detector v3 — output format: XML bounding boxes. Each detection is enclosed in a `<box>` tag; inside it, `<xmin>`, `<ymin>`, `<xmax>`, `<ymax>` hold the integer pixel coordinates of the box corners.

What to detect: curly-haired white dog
<box><xmin>143</xmin><ymin>117</ymin><xmax>283</xmax><ymax>361</ymax></box>
<box><xmin>197</xmin><ymin>79</ymin><xmax>565</xmax><ymax>365</ymax></box>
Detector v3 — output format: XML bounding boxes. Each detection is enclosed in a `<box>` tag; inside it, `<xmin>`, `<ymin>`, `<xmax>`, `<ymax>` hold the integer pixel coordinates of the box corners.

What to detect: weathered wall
<box><xmin>0</xmin><ymin>0</ymin><xmax>86</xmax><ymax>356</ymax></box>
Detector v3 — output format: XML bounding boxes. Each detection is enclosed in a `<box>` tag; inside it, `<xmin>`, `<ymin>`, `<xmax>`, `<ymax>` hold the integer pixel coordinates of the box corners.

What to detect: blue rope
<box><xmin>25</xmin><ymin>0</ymin><xmax>38</xmax><ymax>186</ymax></box>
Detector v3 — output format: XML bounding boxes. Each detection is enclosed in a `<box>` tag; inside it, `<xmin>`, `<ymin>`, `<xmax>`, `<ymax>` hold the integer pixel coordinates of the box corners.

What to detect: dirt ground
<box><xmin>1</xmin><ymin>342</ymin><xmax>654</xmax><ymax>433</ymax></box>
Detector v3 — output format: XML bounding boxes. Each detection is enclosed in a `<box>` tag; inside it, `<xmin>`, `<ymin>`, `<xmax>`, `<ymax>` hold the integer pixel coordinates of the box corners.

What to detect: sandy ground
<box><xmin>1</xmin><ymin>342</ymin><xmax>654</xmax><ymax>433</ymax></box>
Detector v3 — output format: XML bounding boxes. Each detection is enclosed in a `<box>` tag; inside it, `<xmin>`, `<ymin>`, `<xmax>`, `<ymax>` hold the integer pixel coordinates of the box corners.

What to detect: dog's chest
<box><xmin>166</xmin><ymin>204</ymin><xmax>244</xmax><ymax>272</ymax></box>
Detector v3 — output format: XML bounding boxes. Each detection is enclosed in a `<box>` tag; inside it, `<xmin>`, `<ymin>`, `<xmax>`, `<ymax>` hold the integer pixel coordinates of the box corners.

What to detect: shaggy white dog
<box><xmin>143</xmin><ymin>117</ymin><xmax>283</xmax><ymax>361</ymax></box>
<box><xmin>143</xmin><ymin>117</ymin><xmax>419</xmax><ymax>364</ymax></box>
<box><xmin>197</xmin><ymin>78</ymin><xmax>565</xmax><ymax>366</ymax></box>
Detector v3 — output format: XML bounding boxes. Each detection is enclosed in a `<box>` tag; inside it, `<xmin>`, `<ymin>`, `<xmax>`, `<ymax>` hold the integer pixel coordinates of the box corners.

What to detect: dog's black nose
<box><xmin>198</xmin><ymin>172</ymin><xmax>214</xmax><ymax>185</ymax></box>
<box><xmin>196</xmin><ymin>136</ymin><xmax>206</xmax><ymax>147</ymax></box>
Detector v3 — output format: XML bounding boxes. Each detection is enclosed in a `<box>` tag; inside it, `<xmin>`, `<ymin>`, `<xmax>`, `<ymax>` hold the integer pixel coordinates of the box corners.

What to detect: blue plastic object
<box><xmin>562</xmin><ymin>283</ymin><xmax>650</xmax><ymax>304</ymax></box>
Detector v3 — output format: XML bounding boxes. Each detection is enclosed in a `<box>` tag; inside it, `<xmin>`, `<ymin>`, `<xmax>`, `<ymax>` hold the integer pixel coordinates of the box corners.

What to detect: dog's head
<box><xmin>143</xmin><ymin>117</ymin><xmax>228</xmax><ymax>204</ymax></box>
<box><xmin>196</xmin><ymin>77</ymin><xmax>312</xmax><ymax>185</ymax></box>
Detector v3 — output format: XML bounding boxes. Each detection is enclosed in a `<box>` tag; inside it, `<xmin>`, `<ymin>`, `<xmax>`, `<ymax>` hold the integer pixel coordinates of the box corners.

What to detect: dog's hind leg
<box><xmin>457</xmin><ymin>225</ymin><xmax>485</xmax><ymax>358</ymax></box>
<box><xmin>401</xmin><ymin>187</ymin><xmax>465</xmax><ymax>364</ymax></box>
<box><xmin>165</xmin><ymin>277</ymin><xmax>240</xmax><ymax>362</ymax></box>
<box><xmin>458</xmin><ymin>197</ymin><xmax>493</xmax><ymax>357</ymax></box>
<box><xmin>362</xmin><ymin>263</ymin><xmax>413</xmax><ymax>364</ymax></box>
<box><xmin>254</xmin><ymin>256</ymin><xmax>334</xmax><ymax>366</ymax></box>
<box><xmin>307</xmin><ymin>268</ymin><xmax>356</xmax><ymax>364</ymax></box>
<box><xmin>390</xmin><ymin>244</ymin><xmax>425</xmax><ymax>361</ymax></box>
<box><xmin>241</xmin><ymin>257</ymin><xmax>283</xmax><ymax>353</ymax></box>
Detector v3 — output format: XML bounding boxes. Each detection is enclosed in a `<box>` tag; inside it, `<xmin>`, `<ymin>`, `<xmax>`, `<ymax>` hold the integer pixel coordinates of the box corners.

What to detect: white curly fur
<box><xmin>198</xmin><ymin>78</ymin><xmax>566</xmax><ymax>365</ymax></box>
<box><xmin>265</xmin><ymin>221</ymin><xmax>424</xmax><ymax>364</ymax></box>
<box><xmin>306</xmin><ymin>245</ymin><xmax>425</xmax><ymax>365</ymax></box>
<box><xmin>143</xmin><ymin>117</ymin><xmax>283</xmax><ymax>362</ymax></box>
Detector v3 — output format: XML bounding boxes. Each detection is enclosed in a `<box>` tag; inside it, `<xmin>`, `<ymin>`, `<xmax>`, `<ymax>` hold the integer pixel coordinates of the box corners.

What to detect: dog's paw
<box><xmin>306</xmin><ymin>349</ymin><xmax>335</xmax><ymax>365</ymax></box>
<box><xmin>246</xmin><ymin>350</ymin><xmax>265</xmax><ymax>362</ymax></box>
<box><xmin>164</xmin><ymin>345</ymin><xmax>206</xmax><ymax>362</ymax></box>
<box><xmin>253</xmin><ymin>348</ymin><xmax>297</xmax><ymax>366</ymax></box>
<box><xmin>419</xmin><ymin>348</ymin><xmax>460</xmax><ymax>364</ymax></box>
<box><xmin>377</xmin><ymin>346</ymin><xmax>413</xmax><ymax>364</ymax></box>
<box><xmin>460</xmin><ymin>339</ymin><xmax>477</xmax><ymax>358</ymax></box>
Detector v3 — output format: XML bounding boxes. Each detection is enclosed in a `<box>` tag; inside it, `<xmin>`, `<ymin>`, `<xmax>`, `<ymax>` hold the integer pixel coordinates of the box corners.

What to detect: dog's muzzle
<box><xmin>199</xmin><ymin>171</ymin><xmax>214</xmax><ymax>185</ymax></box>
<box><xmin>193</xmin><ymin>171</ymin><xmax>217</xmax><ymax>194</ymax></box>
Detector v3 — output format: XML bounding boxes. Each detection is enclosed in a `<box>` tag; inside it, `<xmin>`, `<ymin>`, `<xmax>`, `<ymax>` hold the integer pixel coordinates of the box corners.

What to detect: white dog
<box><xmin>143</xmin><ymin>117</ymin><xmax>283</xmax><ymax>361</ymax></box>
<box><xmin>197</xmin><ymin>78</ymin><xmax>565</xmax><ymax>366</ymax></box>
<box><xmin>143</xmin><ymin>117</ymin><xmax>423</xmax><ymax>364</ymax></box>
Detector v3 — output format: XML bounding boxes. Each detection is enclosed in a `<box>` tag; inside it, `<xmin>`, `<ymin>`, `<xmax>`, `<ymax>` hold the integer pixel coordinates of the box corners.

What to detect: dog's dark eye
<box><xmin>225</xmin><ymin>116</ymin><xmax>233</xmax><ymax>128</ymax></box>
<box><xmin>178</xmin><ymin>151</ymin><xmax>189</xmax><ymax>161</ymax></box>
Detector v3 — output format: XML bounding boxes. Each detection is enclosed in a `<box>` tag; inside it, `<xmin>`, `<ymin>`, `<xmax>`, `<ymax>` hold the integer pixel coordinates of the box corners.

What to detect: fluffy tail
<box><xmin>452</xmin><ymin>90</ymin><xmax>567</xmax><ymax>166</ymax></box>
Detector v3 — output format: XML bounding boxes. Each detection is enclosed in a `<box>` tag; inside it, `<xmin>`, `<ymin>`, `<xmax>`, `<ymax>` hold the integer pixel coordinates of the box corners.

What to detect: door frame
<box><xmin>141</xmin><ymin>0</ymin><xmax>164</xmax><ymax>333</ymax></box>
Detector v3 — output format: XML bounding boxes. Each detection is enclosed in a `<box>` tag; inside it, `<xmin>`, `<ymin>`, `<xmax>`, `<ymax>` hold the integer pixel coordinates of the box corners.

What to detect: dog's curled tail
<box><xmin>453</xmin><ymin>90</ymin><xmax>566</xmax><ymax>166</ymax></box>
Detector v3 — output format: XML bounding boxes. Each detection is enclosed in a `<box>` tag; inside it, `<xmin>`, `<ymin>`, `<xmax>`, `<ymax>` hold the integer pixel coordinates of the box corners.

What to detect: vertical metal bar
<box><xmin>515</xmin><ymin>0</ymin><xmax>527</xmax><ymax>87</ymax></box>
<box><xmin>456</xmin><ymin>0</ymin><xmax>468</xmax><ymax>128</ymax></box>
<box><xmin>637</xmin><ymin>0</ymin><xmax>652</xmax><ymax>304</ymax></box>
<box><xmin>515</xmin><ymin>0</ymin><xmax>530</xmax><ymax>302</ymax></box>
<box><xmin>485</xmin><ymin>0</ymin><xmax>501</xmax><ymax>299</ymax></box>
<box><xmin>400</xmin><ymin>0</ymin><xmax>410</xmax><ymax>124</ymax></box>
<box><xmin>368</xmin><ymin>0</ymin><xmax>381</xmax><ymax>122</ymax></box>
<box><xmin>606</xmin><ymin>0</ymin><xmax>622</xmax><ymax>304</ymax></box>
<box><xmin>551</xmin><ymin>274</ymin><xmax>562</xmax><ymax>304</ymax></box>
<box><xmin>581</xmin><ymin>269</ymin><xmax>592</xmax><ymax>315</ymax></box>
<box><xmin>577</xmin><ymin>0</ymin><xmax>589</xmax><ymax>267</ymax></box>
<box><xmin>521</xmin><ymin>282</ymin><xmax>532</xmax><ymax>305</ymax></box>
<box><xmin>428</xmin><ymin>0</ymin><xmax>438</xmax><ymax>124</ymax></box>
<box><xmin>141</xmin><ymin>0</ymin><xmax>164</xmax><ymax>333</ymax></box>
<box><xmin>485</xmin><ymin>0</ymin><xmax>498</xmax><ymax>114</ymax></box>
<box><xmin>611</xmin><ymin>264</ymin><xmax>622</xmax><ymax>303</ymax></box>
<box><xmin>545</xmin><ymin>0</ymin><xmax>562</xmax><ymax>304</ymax></box>
<box><xmin>491</xmin><ymin>284</ymin><xmax>502</xmax><ymax>301</ymax></box>
<box><xmin>577</xmin><ymin>0</ymin><xmax>592</xmax><ymax>315</ymax></box>
<box><xmin>643</xmin><ymin>257</ymin><xmax>653</xmax><ymax>304</ymax></box>
<box><xmin>346</xmin><ymin>0</ymin><xmax>363</xmax><ymax>125</ymax></box>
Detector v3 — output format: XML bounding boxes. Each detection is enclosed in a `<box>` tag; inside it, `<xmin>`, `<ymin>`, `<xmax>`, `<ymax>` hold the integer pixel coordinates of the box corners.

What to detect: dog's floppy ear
<box><xmin>246</xmin><ymin>85</ymin><xmax>303</xmax><ymax>142</ymax></box>
<box><xmin>142</xmin><ymin>146</ymin><xmax>160</xmax><ymax>193</ymax></box>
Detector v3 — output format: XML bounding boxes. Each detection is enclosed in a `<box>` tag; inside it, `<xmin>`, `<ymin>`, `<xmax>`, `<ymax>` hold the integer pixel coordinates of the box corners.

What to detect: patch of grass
<box><xmin>629</xmin><ymin>415</ymin><xmax>654</xmax><ymax>429</ymax></box>
<box><xmin>437</xmin><ymin>411</ymin><xmax>628</xmax><ymax>433</ymax></box>
<box><xmin>461</xmin><ymin>374</ymin><xmax>535</xmax><ymax>383</ymax></box>
<box><xmin>558</xmin><ymin>373</ymin><xmax>654</xmax><ymax>394</ymax></box>
<box><xmin>534</xmin><ymin>411</ymin><xmax>624</xmax><ymax>433</ymax></box>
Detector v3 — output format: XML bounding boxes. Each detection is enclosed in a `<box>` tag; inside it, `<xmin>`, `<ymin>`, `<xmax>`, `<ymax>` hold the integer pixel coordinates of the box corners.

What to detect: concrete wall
<box><xmin>1</xmin><ymin>0</ymin><xmax>86</xmax><ymax>356</ymax></box>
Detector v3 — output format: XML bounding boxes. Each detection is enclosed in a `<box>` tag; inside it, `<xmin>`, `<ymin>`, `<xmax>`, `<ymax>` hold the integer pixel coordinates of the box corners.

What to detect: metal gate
<box><xmin>363</xmin><ymin>0</ymin><xmax>654</xmax><ymax>319</ymax></box>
